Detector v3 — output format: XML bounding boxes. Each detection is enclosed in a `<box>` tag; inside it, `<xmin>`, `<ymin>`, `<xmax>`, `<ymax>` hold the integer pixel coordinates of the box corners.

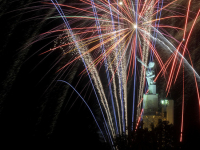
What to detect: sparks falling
<box><xmin>24</xmin><ymin>0</ymin><xmax>200</xmax><ymax>149</ymax></box>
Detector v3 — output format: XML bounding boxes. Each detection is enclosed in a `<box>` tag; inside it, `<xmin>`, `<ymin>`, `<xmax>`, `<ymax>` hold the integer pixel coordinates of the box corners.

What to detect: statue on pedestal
<box><xmin>146</xmin><ymin>62</ymin><xmax>155</xmax><ymax>87</ymax></box>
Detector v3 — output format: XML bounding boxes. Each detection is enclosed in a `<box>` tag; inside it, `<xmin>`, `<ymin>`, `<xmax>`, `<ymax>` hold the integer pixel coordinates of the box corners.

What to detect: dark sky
<box><xmin>0</xmin><ymin>0</ymin><xmax>200</xmax><ymax>149</ymax></box>
<box><xmin>0</xmin><ymin>0</ymin><xmax>107</xmax><ymax>149</ymax></box>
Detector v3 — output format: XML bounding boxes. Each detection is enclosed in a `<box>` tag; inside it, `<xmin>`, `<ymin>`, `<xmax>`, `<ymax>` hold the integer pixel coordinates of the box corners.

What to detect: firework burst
<box><xmin>6</xmin><ymin>0</ymin><xmax>200</xmax><ymax>149</ymax></box>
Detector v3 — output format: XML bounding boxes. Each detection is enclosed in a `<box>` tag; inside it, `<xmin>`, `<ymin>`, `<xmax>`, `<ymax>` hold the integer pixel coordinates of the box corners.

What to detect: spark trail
<box><xmin>25</xmin><ymin>0</ymin><xmax>200</xmax><ymax>149</ymax></box>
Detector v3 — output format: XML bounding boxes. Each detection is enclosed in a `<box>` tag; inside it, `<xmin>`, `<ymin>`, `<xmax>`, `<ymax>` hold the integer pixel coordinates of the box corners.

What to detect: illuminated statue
<box><xmin>146</xmin><ymin>62</ymin><xmax>155</xmax><ymax>87</ymax></box>
<box><xmin>136</xmin><ymin>57</ymin><xmax>156</xmax><ymax>87</ymax></box>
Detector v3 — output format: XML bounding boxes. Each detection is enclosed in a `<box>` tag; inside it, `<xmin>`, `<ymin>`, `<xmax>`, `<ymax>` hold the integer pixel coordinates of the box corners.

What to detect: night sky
<box><xmin>1</xmin><ymin>0</ymin><xmax>200</xmax><ymax>149</ymax></box>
